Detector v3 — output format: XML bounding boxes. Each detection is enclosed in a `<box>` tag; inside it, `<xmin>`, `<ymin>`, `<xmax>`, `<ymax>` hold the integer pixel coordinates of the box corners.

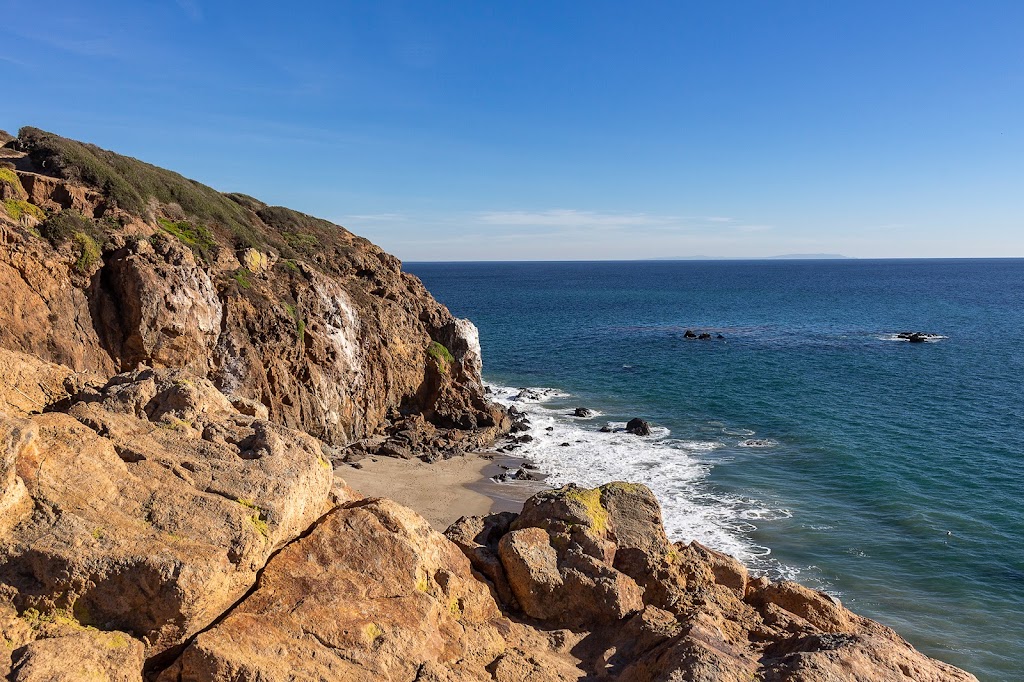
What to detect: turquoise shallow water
<box><xmin>407</xmin><ymin>259</ymin><xmax>1024</xmax><ymax>681</ymax></box>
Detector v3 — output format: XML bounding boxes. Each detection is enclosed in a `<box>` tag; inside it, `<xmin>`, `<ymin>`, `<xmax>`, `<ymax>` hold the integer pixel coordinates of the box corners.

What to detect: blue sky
<box><xmin>2</xmin><ymin>1</ymin><xmax>1022</xmax><ymax>260</ymax></box>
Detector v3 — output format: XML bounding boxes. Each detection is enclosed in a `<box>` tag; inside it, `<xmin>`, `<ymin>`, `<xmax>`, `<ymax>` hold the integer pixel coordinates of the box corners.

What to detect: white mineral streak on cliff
<box><xmin>450</xmin><ymin>318</ymin><xmax>483</xmax><ymax>380</ymax></box>
<box><xmin>318</xmin><ymin>286</ymin><xmax>362</xmax><ymax>375</ymax></box>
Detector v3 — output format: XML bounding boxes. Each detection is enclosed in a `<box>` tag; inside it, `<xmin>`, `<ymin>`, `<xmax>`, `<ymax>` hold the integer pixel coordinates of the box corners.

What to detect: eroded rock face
<box><xmin>0</xmin><ymin>224</ymin><xmax>116</xmax><ymax>375</ymax></box>
<box><xmin>1</xmin><ymin>130</ymin><xmax>509</xmax><ymax>451</ymax></box>
<box><xmin>0</xmin><ymin>357</ymin><xmax>333</xmax><ymax>656</ymax></box>
<box><xmin>94</xmin><ymin>237</ymin><xmax>223</xmax><ymax>373</ymax></box>
<box><xmin>16</xmin><ymin>172</ymin><xmax>107</xmax><ymax>216</ymax></box>
<box><xmin>161</xmin><ymin>498</ymin><xmax>509</xmax><ymax>681</ymax></box>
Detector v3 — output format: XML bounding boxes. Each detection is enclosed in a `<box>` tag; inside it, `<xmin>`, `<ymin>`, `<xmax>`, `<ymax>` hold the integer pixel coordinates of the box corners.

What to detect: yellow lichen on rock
<box><xmin>564</xmin><ymin>486</ymin><xmax>609</xmax><ymax>532</ymax></box>
<box><xmin>0</xmin><ymin>168</ymin><xmax>27</xmax><ymax>201</ymax></box>
<box><xmin>240</xmin><ymin>247</ymin><xmax>272</xmax><ymax>274</ymax></box>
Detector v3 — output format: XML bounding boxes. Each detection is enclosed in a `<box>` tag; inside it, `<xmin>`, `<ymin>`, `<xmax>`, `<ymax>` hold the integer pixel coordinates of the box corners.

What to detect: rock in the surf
<box><xmin>626</xmin><ymin>418</ymin><xmax>652</xmax><ymax>436</ymax></box>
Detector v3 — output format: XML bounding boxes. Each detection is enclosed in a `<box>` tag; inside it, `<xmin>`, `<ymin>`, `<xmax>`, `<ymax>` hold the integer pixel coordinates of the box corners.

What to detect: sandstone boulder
<box><xmin>161</xmin><ymin>498</ymin><xmax>510</xmax><ymax>681</ymax></box>
<box><xmin>444</xmin><ymin>511</ymin><xmax>519</xmax><ymax>607</ymax></box>
<box><xmin>8</xmin><ymin>629</ymin><xmax>144</xmax><ymax>682</ymax></box>
<box><xmin>447</xmin><ymin>483</ymin><xmax>980</xmax><ymax>682</ymax></box>
<box><xmin>0</xmin><ymin>364</ymin><xmax>333</xmax><ymax>656</ymax></box>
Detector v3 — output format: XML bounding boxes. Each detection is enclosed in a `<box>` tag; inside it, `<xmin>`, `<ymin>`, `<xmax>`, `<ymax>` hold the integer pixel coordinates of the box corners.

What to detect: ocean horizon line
<box><xmin>404</xmin><ymin>255</ymin><xmax>1024</xmax><ymax>264</ymax></box>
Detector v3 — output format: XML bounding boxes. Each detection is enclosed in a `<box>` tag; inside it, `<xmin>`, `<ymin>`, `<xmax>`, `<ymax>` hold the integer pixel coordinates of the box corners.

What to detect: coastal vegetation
<box><xmin>2</xmin><ymin>198</ymin><xmax>44</xmax><ymax>223</ymax></box>
<box><xmin>428</xmin><ymin>340</ymin><xmax>454</xmax><ymax>374</ymax></box>
<box><xmin>13</xmin><ymin>127</ymin><xmax>367</xmax><ymax>272</ymax></box>
<box><xmin>0</xmin><ymin>167</ymin><xmax>27</xmax><ymax>199</ymax></box>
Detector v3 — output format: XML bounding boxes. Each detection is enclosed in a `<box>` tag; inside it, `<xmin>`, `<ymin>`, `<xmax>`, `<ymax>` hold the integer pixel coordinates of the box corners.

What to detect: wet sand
<box><xmin>337</xmin><ymin>452</ymin><xmax>548</xmax><ymax>531</ymax></box>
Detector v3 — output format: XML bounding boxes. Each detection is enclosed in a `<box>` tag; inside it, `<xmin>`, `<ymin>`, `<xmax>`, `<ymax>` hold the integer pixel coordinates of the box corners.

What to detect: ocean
<box><xmin>406</xmin><ymin>259</ymin><xmax>1024</xmax><ymax>681</ymax></box>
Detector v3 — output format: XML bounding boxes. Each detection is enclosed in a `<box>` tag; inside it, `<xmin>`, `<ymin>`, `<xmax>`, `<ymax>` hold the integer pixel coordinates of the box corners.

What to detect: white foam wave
<box><xmin>487</xmin><ymin>382</ymin><xmax>796</xmax><ymax>574</ymax></box>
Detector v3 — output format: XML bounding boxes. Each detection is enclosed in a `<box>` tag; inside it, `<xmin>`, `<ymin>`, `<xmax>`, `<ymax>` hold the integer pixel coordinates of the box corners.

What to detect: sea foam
<box><xmin>489</xmin><ymin>383</ymin><xmax>794</xmax><ymax>576</ymax></box>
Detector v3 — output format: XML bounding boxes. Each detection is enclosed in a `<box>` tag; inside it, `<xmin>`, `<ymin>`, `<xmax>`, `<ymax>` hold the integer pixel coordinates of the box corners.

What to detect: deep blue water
<box><xmin>407</xmin><ymin>259</ymin><xmax>1024</xmax><ymax>681</ymax></box>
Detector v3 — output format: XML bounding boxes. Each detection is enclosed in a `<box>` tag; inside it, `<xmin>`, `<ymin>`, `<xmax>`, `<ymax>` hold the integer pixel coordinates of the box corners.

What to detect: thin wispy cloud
<box><xmin>343</xmin><ymin>213</ymin><xmax>409</xmax><ymax>222</ymax></box>
<box><xmin>5</xmin><ymin>23</ymin><xmax>122</xmax><ymax>58</ymax></box>
<box><xmin>475</xmin><ymin>210</ymin><xmax>752</xmax><ymax>235</ymax></box>
<box><xmin>478</xmin><ymin>209</ymin><xmax>679</xmax><ymax>229</ymax></box>
<box><xmin>0</xmin><ymin>54</ymin><xmax>30</xmax><ymax>68</ymax></box>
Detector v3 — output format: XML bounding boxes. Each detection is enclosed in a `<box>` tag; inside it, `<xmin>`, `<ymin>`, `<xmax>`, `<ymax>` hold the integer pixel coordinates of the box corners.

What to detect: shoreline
<box><xmin>337</xmin><ymin>450</ymin><xmax>548</xmax><ymax>531</ymax></box>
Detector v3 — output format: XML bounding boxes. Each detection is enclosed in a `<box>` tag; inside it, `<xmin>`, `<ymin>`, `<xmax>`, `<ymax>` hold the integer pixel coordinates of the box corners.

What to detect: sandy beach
<box><xmin>337</xmin><ymin>452</ymin><xmax>548</xmax><ymax>531</ymax></box>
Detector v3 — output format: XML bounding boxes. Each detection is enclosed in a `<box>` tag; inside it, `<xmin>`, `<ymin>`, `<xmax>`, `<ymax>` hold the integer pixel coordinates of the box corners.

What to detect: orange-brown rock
<box><xmin>9</xmin><ymin>629</ymin><xmax>144</xmax><ymax>682</ymax></box>
<box><xmin>0</xmin><ymin>224</ymin><xmax>117</xmax><ymax>374</ymax></box>
<box><xmin>93</xmin><ymin>236</ymin><xmax>222</xmax><ymax>373</ymax></box>
<box><xmin>1</xmin><ymin>127</ymin><xmax>510</xmax><ymax>454</ymax></box>
<box><xmin>448</xmin><ymin>483</ymin><xmax>979</xmax><ymax>682</ymax></box>
<box><xmin>161</xmin><ymin>498</ymin><xmax>510</xmax><ymax>681</ymax></box>
<box><xmin>0</xmin><ymin>357</ymin><xmax>333</xmax><ymax>657</ymax></box>
<box><xmin>16</xmin><ymin>171</ymin><xmax>107</xmax><ymax>216</ymax></box>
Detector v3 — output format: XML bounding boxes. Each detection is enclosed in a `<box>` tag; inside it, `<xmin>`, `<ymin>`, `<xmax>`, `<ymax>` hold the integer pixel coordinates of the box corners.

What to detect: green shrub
<box><xmin>231</xmin><ymin>267</ymin><xmax>253</xmax><ymax>289</ymax></box>
<box><xmin>39</xmin><ymin>209</ymin><xmax>93</xmax><ymax>244</ymax></box>
<box><xmin>0</xmin><ymin>168</ymin><xmax>26</xmax><ymax>200</ymax></box>
<box><xmin>427</xmin><ymin>341</ymin><xmax>454</xmax><ymax>374</ymax></box>
<box><xmin>72</xmin><ymin>232</ymin><xmax>101</xmax><ymax>273</ymax></box>
<box><xmin>282</xmin><ymin>231</ymin><xmax>319</xmax><ymax>251</ymax></box>
<box><xmin>158</xmin><ymin>218</ymin><xmax>217</xmax><ymax>262</ymax></box>
<box><xmin>2</xmin><ymin>199</ymin><xmax>45</xmax><ymax>222</ymax></box>
<box><xmin>283</xmin><ymin>302</ymin><xmax>305</xmax><ymax>343</ymax></box>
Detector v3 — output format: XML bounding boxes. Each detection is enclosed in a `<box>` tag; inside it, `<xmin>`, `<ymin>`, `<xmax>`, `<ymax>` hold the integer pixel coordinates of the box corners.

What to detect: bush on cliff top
<box><xmin>15</xmin><ymin>127</ymin><xmax>369</xmax><ymax>278</ymax></box>
<box><xmin>15</xmin><ymin>127</ymin><xmax>260</xmax><ymax>247</ymax></box>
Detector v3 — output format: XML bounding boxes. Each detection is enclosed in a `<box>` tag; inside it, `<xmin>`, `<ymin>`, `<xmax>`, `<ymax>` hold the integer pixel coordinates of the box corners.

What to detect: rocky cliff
<box><xmin>0</xmin><ymin>127</ymin><xmax>506</xmax><ymax>459</ymax></box>
<box><xmin>0</xmin><ymin>128</ymin><xmax>977</xmax><ymax>681</ymax></box>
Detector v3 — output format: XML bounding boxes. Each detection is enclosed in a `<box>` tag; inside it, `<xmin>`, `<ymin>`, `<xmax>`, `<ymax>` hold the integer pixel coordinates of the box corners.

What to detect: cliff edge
<box><xmin>0</xmin><ymin>126</ymin><xmax>507</xmax><ymax>460</ymax></box>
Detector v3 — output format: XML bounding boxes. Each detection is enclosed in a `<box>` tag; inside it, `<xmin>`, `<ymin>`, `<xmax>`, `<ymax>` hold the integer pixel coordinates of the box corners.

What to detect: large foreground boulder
<box><xmin>161</xmin><ymin>498</ymin><xmax>553</xmax><ymax>681</ymax></box>
<box><xmin>0</xmin><ymin>352</ymin><xmax>334</xmax><ymax>658</ymax></box>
